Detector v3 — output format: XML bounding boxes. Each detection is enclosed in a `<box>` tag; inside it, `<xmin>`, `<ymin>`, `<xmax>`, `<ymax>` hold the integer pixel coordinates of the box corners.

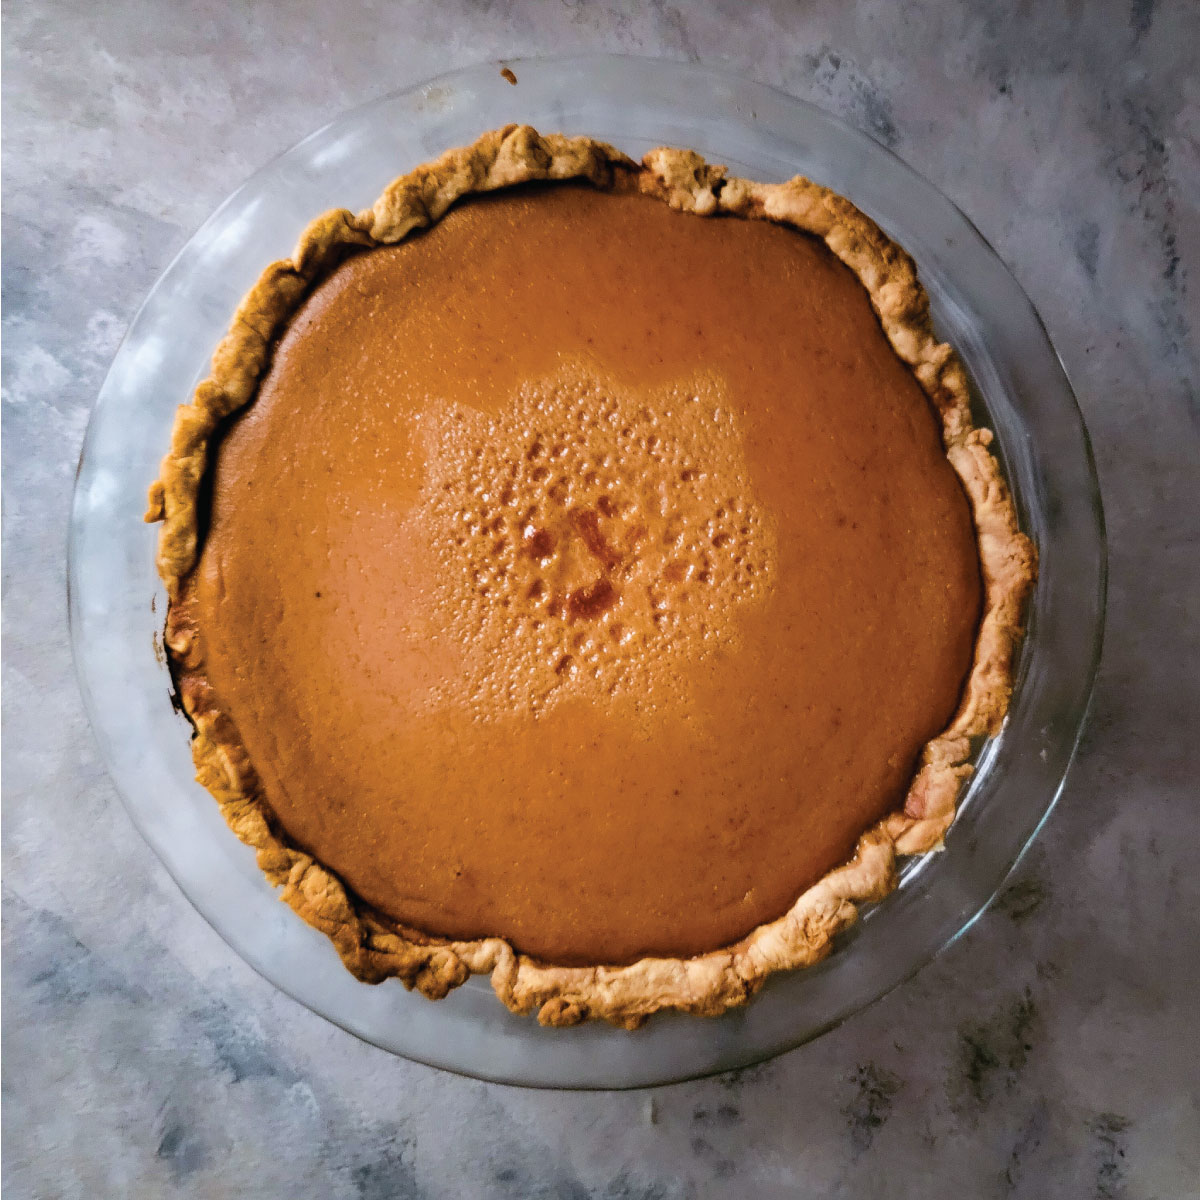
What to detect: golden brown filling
<box><xmin>183</xmin><ymin>184</ymin><xmax>982</xmax><ymax>965</ymax></box>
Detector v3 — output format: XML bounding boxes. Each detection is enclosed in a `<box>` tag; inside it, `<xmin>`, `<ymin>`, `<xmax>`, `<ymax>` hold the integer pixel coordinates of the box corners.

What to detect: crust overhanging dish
<box><xmin>146</xmin><ymin>125</ymin><xmax>1035</xmax><ymax>1029</ymax></box>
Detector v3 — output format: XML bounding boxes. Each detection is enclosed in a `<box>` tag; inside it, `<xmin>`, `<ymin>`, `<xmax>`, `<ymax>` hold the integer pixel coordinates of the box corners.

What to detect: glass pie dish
<box><xmin>68</xmin><ymin>55</ymin><xmax>1105</xmax><ymax>1089</ymax></box>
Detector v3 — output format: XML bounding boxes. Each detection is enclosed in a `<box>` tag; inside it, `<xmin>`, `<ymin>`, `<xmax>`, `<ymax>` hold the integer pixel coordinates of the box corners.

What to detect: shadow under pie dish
<box><xmin>145</xmin><ymin>124</ymin><xmax>1035</xmax><ymax>1029</ymax></box>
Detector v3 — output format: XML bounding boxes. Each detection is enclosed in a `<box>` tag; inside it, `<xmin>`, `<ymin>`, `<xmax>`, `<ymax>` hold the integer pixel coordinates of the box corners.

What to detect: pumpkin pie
<box><xmin>146</xmin><ymin>126</ymin><xmax>1035</xmax><ymax>1028</ymax></box>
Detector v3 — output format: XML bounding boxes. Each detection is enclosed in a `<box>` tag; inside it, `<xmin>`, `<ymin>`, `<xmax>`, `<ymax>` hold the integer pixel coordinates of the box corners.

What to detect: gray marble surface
<box><xmin>3</xmin><ymin>1</ymin><xmax>1198</xmax><ymax>1196</ymax></box>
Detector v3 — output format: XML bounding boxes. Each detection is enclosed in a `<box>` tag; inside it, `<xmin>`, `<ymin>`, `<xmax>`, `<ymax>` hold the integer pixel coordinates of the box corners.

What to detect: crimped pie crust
<box><xmin>146</xmin><ymin>125</ymin><xmax>1035</xmax><ymax>1028</ymax></box>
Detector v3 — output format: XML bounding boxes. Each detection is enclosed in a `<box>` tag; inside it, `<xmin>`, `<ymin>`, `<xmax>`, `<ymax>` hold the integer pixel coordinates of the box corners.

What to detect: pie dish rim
<box><xmin>145</xmin><ymin>124</ymin><xmax>1036</xmax><ymax>1028</ymax></box>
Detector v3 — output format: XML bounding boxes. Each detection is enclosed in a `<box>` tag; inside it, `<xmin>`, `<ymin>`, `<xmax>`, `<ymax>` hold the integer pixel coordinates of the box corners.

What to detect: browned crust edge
<box><xmin>145</xmin><ymin>125</ymin><xmax>1036</xmax><ymax>1029</ymax></box>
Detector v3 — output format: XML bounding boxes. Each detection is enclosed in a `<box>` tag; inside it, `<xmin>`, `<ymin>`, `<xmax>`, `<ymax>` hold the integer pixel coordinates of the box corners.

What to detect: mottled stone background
<box><xmin>3</xmin><ymin>1</ymin><xmax>1198</xmax><ymax>1196</ymax></box>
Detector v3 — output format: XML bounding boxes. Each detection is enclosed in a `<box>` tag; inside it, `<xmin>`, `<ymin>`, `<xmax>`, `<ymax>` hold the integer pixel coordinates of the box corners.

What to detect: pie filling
<box><xmin>178</xmin><ymin>182</ymin><xmax>982</xmax><ymax>965</ymax></box>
